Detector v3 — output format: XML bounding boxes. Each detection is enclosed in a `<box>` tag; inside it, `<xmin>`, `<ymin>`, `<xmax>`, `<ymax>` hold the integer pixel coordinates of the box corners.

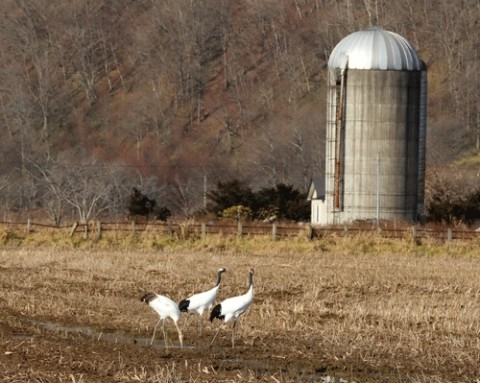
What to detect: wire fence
<box><xmin>1</xmin><ymin>219</ymin><xmax>479</xmax><ymax>242</ymax></box>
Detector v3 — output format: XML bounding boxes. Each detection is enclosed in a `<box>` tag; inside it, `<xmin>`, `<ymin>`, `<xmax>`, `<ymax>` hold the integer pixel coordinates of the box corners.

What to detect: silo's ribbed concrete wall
<box><xmin>322</xmin><ymin>69</ymin><xmax>426</xmax><ymax>225</ymax></box>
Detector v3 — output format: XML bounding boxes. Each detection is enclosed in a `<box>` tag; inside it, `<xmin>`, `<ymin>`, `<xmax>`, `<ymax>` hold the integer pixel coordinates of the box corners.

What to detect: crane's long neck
<box><xmin>245</xmin><ymin>270</ymin><xmax>254</xmax><ymax>297</ymax></box>
<box><xmin>215</xmin><ymin>269</ymin><xmax>225</xmax><ymax>286</ymax></box>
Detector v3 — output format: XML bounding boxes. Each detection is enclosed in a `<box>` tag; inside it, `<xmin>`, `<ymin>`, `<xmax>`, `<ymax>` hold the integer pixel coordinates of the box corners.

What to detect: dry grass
<box><xmin>1</xmin><ymin>235</ymin><xmax>480</xmax><ymax>382</ymax></box>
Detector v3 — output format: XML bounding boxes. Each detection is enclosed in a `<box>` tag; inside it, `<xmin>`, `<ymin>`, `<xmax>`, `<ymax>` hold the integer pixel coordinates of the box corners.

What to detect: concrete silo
<box><xmin>318</xmin><ymin>27</ymin><xmax>427</xmax><ymax>225</ymax></box>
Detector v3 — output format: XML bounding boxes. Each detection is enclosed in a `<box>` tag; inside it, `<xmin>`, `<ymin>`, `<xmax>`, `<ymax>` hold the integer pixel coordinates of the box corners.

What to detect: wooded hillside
<box><xmin>0</xmin><ymin>0</ymin><xmax>478</xmax><ymax>221</ymax></box>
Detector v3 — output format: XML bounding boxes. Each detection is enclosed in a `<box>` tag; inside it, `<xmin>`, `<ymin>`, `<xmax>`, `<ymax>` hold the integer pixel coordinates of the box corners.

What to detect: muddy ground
<box><xmin>1</xmin><ymin>307</ymin><xmax>359</xmax><ymax>383</ymax></box>
<box><xmin>2</xmin><ymin>292</ymin><xmax>464</xmax><ymax>383</ymax></box>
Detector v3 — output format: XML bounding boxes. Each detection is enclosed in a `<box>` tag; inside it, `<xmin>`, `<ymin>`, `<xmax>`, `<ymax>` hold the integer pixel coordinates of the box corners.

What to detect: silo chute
<box><xmin>334</xmin><ymin>55</ymin><xmax>348</xmax><ymax>210</ymax></box>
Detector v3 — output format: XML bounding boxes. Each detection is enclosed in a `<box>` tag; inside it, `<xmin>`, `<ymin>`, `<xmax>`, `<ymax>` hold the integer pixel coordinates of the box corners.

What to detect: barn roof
<box><xmin>307</xmin><ymin>176</ymin><xmax>325</xmax><ymax>201</ymax></box>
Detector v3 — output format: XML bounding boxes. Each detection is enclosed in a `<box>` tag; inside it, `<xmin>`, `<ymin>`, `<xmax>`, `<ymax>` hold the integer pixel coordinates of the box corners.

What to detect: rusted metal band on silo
<box><xmin>334</xmin><ymin>56</ymin><xmax>348</xmax><ymax>210</ymax></box>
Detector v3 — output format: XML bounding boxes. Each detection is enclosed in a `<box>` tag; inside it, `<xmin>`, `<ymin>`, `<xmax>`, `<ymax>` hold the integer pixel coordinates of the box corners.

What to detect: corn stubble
<box><xmin>1</xmin><ymin>234</ymin><xmax>480</xmax><ymax>382</ymax></box>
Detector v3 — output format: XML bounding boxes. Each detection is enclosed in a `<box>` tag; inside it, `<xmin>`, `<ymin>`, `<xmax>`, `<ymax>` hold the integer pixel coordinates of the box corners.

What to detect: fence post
<box><xmin>69</xmin><ymin>222</ymin><xmax>78</xmax><ymax>238</ymax></box>
<box><xmin>167</xmin><ymin>221</ymin><xmax>173</xmax><ymax>237</ymax></box>
<box><xmin>201</xmin><ymin>223</ymin><xmax>206</xmax><ymax>239</ymax></box>
<box><xmin>131</xmin><ymin>220</ymin><xmax>135</xmax><ymax>234</ymax></box>
<box><xmin>95</xmin><ymin>220</ymin><xmax>101</xmax><ymax>240</ymax></box>
<box><xmin>306</xmin><ymin>224</ymin><xmax>313</xmax><ymax>240</ymax></box>
<box><xmin>447</xmin><ymin>228</ymin><xmax>452</xmax><ymax>242</ymax></box>
<box><xmin>237</xmin><ymin>221</ymin><xmax>243</xmax><ymax>237</ymax></box>
<box><xmin>412</xmin><ymin>226</ymin><xmax>417</xmax><ymax>243</ymax></box>
<box><xmin>27</xmin><ymin>218</ymin><xmax>32</xmax><ymax>234</ymax></box>
<box><xmin>272</xmin><ymin>222</ymin><xmax>277</xmax><ymax>241</ymax></box>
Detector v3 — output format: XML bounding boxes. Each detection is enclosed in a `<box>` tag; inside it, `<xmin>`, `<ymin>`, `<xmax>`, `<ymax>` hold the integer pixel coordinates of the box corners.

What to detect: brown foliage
<box><xmin>0</xmin><ymin>0</ymin><xmax>478</xmax><ymax>215</ymax></box>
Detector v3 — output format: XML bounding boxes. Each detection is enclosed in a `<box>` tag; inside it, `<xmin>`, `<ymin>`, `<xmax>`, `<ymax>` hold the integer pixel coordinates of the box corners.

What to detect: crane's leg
<box><xmin>150</xmin><ymin>318</ymin><xmax>162</xmax><ymax>345</ymax></box>
<box><xmin>231</xmin><ymin>321</ymin><xmax>237</xmax><ymax>348</ymax></box>
<box><xmin>174</xmin><ymin>321</ymin><xmax>184</xmax><ymax>348</ymax></box>
<box><xmin>210</xmin><ymin>324</ymin><xmax>223</xmax><ymax>347</ymax></box>
<box><xmin>162</xmin><ymin>320</ymin><xmax>168</xmax><ymax>349</ymax></box>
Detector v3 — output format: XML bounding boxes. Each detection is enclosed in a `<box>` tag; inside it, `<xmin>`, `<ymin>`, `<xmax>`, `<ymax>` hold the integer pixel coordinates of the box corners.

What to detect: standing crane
<box><xmin>209</xmin><ymin>269</ymin><xmax>254</xmax><ymax>348</ymax></box>
<box><xmin>140</xmin><ymin>292</ymin><xmax>183</xmax><ymax>349</ymax></box>
<box><xmin>179</xmin><ymin>268</ymin><xmax>226</xmax><ymax>335</ymax></box>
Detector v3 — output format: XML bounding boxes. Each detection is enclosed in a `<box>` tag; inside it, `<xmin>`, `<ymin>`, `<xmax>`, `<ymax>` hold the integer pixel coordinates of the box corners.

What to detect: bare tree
<box><xmin>64</xmin><ymin>3</ymin><xmax>100</xmax><ymax>105</ymax></box>
<box><xmin>167</xmin><ymin>174</ymin><xmax>204</xmax><ymax>218</ymax></box>
<box><xmin>31</xmin><ymin>157</ymin><xmax>131</xmax><ymax>224</ymax></box>
<box><xmin>0</xmin><ymin>173</ymin><xmax>14</xmax><ymax>220</ymax></box>
<box><xmin>2</xmin><ymin>0</ymin><xmax>59</xmax><ymax>158</ymax></box>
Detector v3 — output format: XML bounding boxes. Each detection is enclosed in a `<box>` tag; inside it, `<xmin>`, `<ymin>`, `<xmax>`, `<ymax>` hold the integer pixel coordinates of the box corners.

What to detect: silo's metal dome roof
<box><xmin>328</xmin><ymin>27</ymin><xmax>423</xmax><ymax>71</ymax></box>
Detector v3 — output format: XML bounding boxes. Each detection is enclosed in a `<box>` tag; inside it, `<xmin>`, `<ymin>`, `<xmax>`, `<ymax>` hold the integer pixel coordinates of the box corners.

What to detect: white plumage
<box><xmin>209</xmin><ymin>269</ymin><xmax>254</xmax><ymax>348</ymax></box>
<box><xmin>140</xmin><ymin>292</ymin><xmax>183</xmax><ymax>348</ymax></box>
<box><xmin>179</xmin><ymin>268</ymin><xmax>226</xmax><ymax>335</ymax></box>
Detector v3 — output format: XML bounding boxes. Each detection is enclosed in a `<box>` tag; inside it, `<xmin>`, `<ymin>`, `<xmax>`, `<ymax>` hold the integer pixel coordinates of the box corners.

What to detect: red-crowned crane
<box><xmin>209</xmin><ymin>269</ymin><xmax>254</xmax><ymax>348</ymax></box>
<box><xmin>140</xmin><ymin>292</ymin><xmax>183</xmax><ymax>349</ymax></box>
<box><xmin>179</xmin><ymin>268</ymin><xmax>226</xmax><ymax>335</ymax></box>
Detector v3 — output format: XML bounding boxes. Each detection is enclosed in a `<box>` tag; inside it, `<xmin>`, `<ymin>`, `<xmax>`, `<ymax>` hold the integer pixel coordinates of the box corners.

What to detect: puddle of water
<box><xmin>220</xmin><ymin>358</ymin><xmax>349</xmax><ymax>383</ymax></box>
<box><xmin>26</xmin><ymin>319</ymin><xmax>193</xmax><ymax>349</ymax></box>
